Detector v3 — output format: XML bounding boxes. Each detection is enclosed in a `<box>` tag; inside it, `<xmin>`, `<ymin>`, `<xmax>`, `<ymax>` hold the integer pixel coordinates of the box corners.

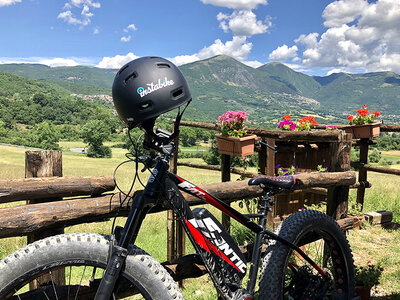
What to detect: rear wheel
<box><xmin>0</xmin><ymin>233</ymin><xmax>184</xmax><ymax>299</ymax></box>
<box><xmin>259</xmin><ymin>210</ymin><xmax>355</xmax><ymax>299</ymax></box>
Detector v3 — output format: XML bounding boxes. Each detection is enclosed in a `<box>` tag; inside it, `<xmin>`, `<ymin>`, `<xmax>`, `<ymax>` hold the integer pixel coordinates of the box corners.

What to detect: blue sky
<box><xmin>0</xmin><ymin>0</ymin><xmax>399</xmax><ymax>76</ymax></box>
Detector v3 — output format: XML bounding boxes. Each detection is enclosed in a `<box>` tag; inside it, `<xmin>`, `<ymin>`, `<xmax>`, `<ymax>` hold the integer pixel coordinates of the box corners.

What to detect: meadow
<box><xmin>0</xmin><ymin>143</ymin><xmax>400</xmax><ymax>299</ymax></box>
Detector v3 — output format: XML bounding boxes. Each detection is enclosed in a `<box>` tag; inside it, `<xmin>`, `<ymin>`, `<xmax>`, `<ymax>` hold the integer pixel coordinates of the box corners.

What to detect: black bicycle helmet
<box><xmin>112</xmin><ymin>56</ymin><xmax>191</xmax><ymax>129</ymax></box>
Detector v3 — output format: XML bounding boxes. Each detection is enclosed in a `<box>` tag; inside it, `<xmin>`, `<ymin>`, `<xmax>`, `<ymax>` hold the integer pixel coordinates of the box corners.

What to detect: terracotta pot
<box><xmin>356</xmin><ymin>285</ymin><xmax>371</xmax><ymax>300</ymax></box>
<box><xmin>343</xmin><ymin>123</ymin><xmax>380</xmax><ymax>139</ymax></box>
<box><xmin>215</xmin><ymin>134</ymin><xmax>256</xmax><ymax>157</ymax></box>
<box><xmin>350</xmin><ymin>215</ymin><xmax>364</xmax><ymax>230</ymax></box>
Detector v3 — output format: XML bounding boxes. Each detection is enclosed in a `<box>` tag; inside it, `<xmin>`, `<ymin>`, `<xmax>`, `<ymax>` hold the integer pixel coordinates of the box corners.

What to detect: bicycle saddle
<box><xmin>248</xmin><ymin>175</ymin><xmax>295</xmax><ymax>190</ymax></box>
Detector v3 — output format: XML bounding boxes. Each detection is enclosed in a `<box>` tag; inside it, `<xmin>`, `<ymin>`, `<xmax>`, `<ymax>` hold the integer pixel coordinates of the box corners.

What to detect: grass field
<box><xmin>1</xmin><ymin>143</ymin><xmax>400</xmax><ymax>298</ymax></box>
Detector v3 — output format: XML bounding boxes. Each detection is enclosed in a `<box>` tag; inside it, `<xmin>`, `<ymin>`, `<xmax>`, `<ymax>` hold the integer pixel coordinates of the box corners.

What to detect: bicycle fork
<box><xmin>94</xmin><ymin>193</ymin><xmax>148</xmax><ymax>300</ymax></box>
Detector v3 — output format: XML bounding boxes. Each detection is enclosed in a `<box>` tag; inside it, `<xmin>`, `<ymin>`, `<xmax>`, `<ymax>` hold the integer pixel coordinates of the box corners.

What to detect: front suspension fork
<box><xmin>94</xmin><ymin>194</ymin><xmax>148</xmax><ymax>300</ymax></box>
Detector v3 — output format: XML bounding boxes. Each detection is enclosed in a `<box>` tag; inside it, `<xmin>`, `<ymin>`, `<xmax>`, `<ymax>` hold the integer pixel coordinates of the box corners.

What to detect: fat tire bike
<box><xmin>0</xmin><ymin>120</ymin><xmax>356</xmax><ymax>299</ymax></box>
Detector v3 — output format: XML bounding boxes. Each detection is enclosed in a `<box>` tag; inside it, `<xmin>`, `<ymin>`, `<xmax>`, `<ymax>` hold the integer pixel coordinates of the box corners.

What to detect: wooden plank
<box><xmin>0</xmin><ymin>176</ymin><xmax>115</xmax><ymax>203</ymax></box>
<box><xmin>351</xmin><ymin>162</ymin><xmax>400</xmax><ymax>176</ymax></box>
<box><xmin>0</xmin><ymin>171</ymin><xmax>356</xmax><ymax>239</ymax></box>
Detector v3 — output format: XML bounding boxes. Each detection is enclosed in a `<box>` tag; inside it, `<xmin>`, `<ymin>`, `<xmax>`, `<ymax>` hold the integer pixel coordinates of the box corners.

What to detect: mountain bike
<box><xmin>0</xmin><ymin>121</ymin><xmax>356</xmax><ymax>299</ymax></box>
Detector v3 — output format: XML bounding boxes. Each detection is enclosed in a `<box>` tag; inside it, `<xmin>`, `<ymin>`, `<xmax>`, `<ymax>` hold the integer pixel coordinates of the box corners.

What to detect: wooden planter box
<box><xmin>356</xmin><ymin>285</ymin><xmax>371</xmax><ymax>300</ymax></box>
<box><xmin>215</xmin><ymin>134</ymin><xmax>256</xmax><ymax>157</ymax></box>
<box><xmin>343</xmin><ymin>123</ymin><xmax>380</xmax><ymax>139</ymax></box>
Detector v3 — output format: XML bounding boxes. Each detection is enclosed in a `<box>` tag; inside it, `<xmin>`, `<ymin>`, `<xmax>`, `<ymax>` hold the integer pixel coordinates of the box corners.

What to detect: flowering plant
<box><xmin>325</xmin><ymin>125</ymin><xmax>339</xmax><ymax>130</ymax></box>
<box><xmin>218</xmin><ymin>110</ymin><xmax>248</xmax><ymax>138</ymax></box>
<box><xmin>355</xmin><ymin>261</ymin><xmax>383</xmax><ymax>287</ymax></box>
<box><xmin>317</xmin><ymin>165</ymin><xmax>328</xmax><ymax>172</ymax></box>
<box><xmin>275</xmin><ymin>164</ymin><xmax>297</xmax><ymax>176</ymax></box>
<box><xmin>297</xmin><ymin>116</ymin><xmax>318</xmax><ymax>131</ymax></box>
<box><xmin>278</xmin><ymin>115</ymin><xmax>297</xmax><ymax>131</ymax></box>
<box><xmin>278</xmin><ymin>115</ymin><xmax>317</xmax><ymax>131</ymax></box>
<box><xmin>347</xmin><ymin>105</ymin><xmax>381</xmax><ymax>125</ymax></box>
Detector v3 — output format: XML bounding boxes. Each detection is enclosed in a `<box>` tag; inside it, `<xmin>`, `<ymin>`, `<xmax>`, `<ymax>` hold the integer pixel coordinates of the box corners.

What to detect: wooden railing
<box><xmin>0</xmin><ymin>150</ymin><xmax>356</xmax><ymax>281</ymax></box>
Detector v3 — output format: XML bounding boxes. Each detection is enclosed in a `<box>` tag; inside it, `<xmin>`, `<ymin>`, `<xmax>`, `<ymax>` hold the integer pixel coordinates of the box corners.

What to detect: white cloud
<box><xmin>120</xmin><ymin>24</ymin><xmax>137</xmax><ymax>42</ymax></box>
<box><xmin>0</xmin><ymin>0</ymin><xmax>21</xmax><ymax>7</ymax></box>
<box><xmin>124</xmin><ymin>24</ymin><xmax>137</xmax><ymax>32</ymax></box>
<box><xmin>93</xmin><ymin>27</ymin><xmax>99</xmax><ymax>34</ymax></box>
<box><xmin>327</xmin><ymin>68</ymin><xmax>348</xmax><ymax>76</ymax></box>
<box><xmin>242</xmin><ymin>60</ymin><xmax>263</xmax><ymax>68</ymax></box>
<box><xmin>270</xmin><ymin>0</ymin><xmax>400</xmax><ymax>73</ymax></box>
<box><xmin>58</xmin><ymin>0</ymin><xmax>100</xmax><ymax>27</ymax></box>
<box><xmin>0</xmin><ymin>57</ymin><xmax>81</xmax><ymax>67</ymax></box>
<box><xmin>169</xmin><ymin>54</ymin><xmax>200</xmax><ymax>66</ymax></box>
<box><xmin>38</xmin><ymin>58</ymin><xmax>80</xmax><ymax>67</ymax></box>
<box><xmin>170</xmin><ymin>37</ymin><xmax>253</xmax><ymax>66</ymax></box>
<box><xmin>217</xmin><ymin>10</ymin><xmax>270</xmax><ymax>37</ymax></box>
<box><xmin>323</xmin><ymin>0</ymin><xmax>368</xmax><ymax>28</ymax></box>
<box><xmin>269</xmin><ymin>44</ymin><xmax>298</xmax><ymax>61</ymax></box>
<box><xmin>97</xmin><ymin>52</ymin><xmax>140</xmax><ymax>69</ymax></box>
<box><xmin>120</xmin><ymin>36</ymin><xmax>131</xmax><ymax>42</ymax></box>
<box><xmin>200</xmin><ymin>0</ymin><xmax>266</xmax><ymax>10</ymax></box>
<box><xmin>197</xmin><ymin>36</ymin><xmax>252</xmax><ymax>61</ymax></box>
<box><xmin>295</xmin><ymin>33</ymin><xmax>319</xmax><ymax>48</ymax></box>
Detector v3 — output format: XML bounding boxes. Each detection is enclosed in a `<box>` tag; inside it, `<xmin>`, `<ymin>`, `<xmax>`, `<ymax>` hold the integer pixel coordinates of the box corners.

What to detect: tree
<box><xmin>35</xmin><ymin>121</ymin><xmax>60</xmax><ymax>150</ymax></box>
<box><xmin>81</xmin><ymin>120</ymin><xmax>112</xmax><ymax>158</ymax></box>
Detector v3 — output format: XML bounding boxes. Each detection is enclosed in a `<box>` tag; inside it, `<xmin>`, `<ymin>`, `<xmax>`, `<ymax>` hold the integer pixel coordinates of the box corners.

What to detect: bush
<box><xmin>81</xmin><ymin>120</ymin><xmax>111</xmax><ymax>158</ymax></box>
<box><xmin>86</xmin><ymin>144</ymin><xmax>112</xmax><ymax>158</ymax></box>
<box><xmin>369</xmin><ymin>148</ymin><xmax>381</xmax><ymax>163</ymax></box>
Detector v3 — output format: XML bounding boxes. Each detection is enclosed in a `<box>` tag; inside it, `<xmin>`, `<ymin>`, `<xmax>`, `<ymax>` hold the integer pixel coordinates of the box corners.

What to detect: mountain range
<box><xmin>1</xmin><ymin>55</ymin><xmax>400</xmax><ymax>126</ymax></box>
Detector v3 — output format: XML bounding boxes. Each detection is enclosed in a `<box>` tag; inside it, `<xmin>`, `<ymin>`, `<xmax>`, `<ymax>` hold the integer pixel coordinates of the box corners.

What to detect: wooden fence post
<box><xmin>167</xmin><ymin>127</ymin><xmax>185</xmax><ymax>263</ymax></box>
<box><xmin>25</xmin><ymin>150</ymin><xmax>64</xmax><ymax>287</ymax></box>
<box><xmin>221</xmin><ymin>154</ymin><xmax>231</xmax><ymax>232</ymax></box>
<box><xmin>356</xmin><ymin>138</ymin><xmax>370</xmax><ymax>210</ymax></box>
<box><xmin>326</xmin><ymin>133</ymin><xmax>352</xmax><ymax>219</ymax></box>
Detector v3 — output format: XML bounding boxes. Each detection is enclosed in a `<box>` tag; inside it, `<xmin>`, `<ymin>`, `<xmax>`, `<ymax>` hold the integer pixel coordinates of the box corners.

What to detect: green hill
<box><xmin>0</xmin><ymin>64</ymin><xmax>116</xmax><ymax>95</ymax></box>
<box><xmin>0</xmin><ymin>72</ymin><xmax>103</xmax><ymax>127</ymax></box>
<box><xmin>1</xmin><ymin>55</ymin><xmax>400</xmax><ymax>126</ymax></box>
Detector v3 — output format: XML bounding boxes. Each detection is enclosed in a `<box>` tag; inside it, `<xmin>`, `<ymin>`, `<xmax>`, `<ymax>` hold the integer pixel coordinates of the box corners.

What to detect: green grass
<box><xmin>1</xmin><ymin>144</ymin><xmax>400</xmax><ymax>298</ymax></box>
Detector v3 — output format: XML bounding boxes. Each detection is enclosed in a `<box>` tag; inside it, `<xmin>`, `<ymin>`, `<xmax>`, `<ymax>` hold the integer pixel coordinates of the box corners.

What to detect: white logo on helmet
<box><xmin>137</xmin><ymin>77</ymin><xmax>174</xmax><ymax>98</ymax></box>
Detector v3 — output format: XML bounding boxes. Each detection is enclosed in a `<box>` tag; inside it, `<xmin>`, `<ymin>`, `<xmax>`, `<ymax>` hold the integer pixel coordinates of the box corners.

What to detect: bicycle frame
<box><xmin>95</xmin><ymin>146</ymin><xmax>327</xmax><ymax>299</ymax></box>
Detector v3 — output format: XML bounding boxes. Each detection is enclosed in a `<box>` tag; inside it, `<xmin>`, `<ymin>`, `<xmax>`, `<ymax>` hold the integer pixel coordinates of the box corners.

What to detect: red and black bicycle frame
<box><xmin>95</xmin><ymin>155</ymin><xmax>327</xmax><ymax>299</ymax></box>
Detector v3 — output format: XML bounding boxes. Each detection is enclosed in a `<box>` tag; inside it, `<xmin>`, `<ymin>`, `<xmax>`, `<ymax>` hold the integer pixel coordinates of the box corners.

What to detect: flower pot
<box><xmin>350</xmin><ymin>215</ymin><xmax>364</xmax><ymax>230</ymax></box>
<box><xmin>356</xmin><ymin>285</ymin><xmax>371</xmax><ymax>300</ymax></box>
<box><xmin>215</xmin><ymin>134</ymin><xmax>256</xmax><ymax>157</ymax></box>
<box><xmin>343</xmin><ymin>123</ymin><xmax>380</xmax><ymax>139</ymax></box>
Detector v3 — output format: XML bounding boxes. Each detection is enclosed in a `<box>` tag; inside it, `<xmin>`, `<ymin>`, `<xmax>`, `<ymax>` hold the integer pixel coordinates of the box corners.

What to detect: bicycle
<box><xmin>0</xmin><ymin>57</ymin><xmax>356</xmax><ymax>299</ymax></box>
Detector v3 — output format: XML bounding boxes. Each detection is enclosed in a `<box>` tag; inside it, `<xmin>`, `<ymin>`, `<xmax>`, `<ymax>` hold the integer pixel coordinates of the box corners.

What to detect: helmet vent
<box><xmin>124</xmin><ymin>72</ymin><xmax>138</xmax><ymax>84</ymax></box>
<box><xmin>118</xmin><ymin>64</ymin><xmax>129</xmax><ymax>75</ymax></box>
<box><xmin>171</xmin><ymin>88</ymin><xmax>183</xmax><ymax>99</ymax></box>
<box><xmin>139</xmin><ymin>101</ymin><xmax>153</xmax><ymax>111</ymax></box>
<box><xmin>157</xmin><ymin>63</ymin><xmax>171</xmax><ymax>68</ymax></box>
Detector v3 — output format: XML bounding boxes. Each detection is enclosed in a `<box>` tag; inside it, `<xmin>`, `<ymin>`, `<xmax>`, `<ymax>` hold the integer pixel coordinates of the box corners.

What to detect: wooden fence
<box><xmin>165</xmin><ymin>121</ymin><xmax>400</xmax><ymax>262</ymax></box>
<box><xmin>1</xmin><ymin>123</ymin><xmax>397</xmax><ymax>281</ymax></box>
<box><xmin>0</xmin><ymin>150</ymin><xmax>356</xmax><ymax>282</ymax></box>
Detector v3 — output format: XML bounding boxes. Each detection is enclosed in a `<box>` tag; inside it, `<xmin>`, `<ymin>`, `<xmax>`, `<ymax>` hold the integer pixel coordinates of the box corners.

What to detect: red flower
<box><xmin>362</xmin><ymin>104</ymin><xmax>367</xmax><ymax>108</ymax></box>
<box><xmin>347</xmin><ymin>115</ymin><xmax>354</xmax><ymax>121</ymax></box>
<box><xmin>283</xmin><ymin>115</ymin><xmax>291</xmax><ymax>120</ymax></box>
<box><xmin>357</xmin><ymin>109</ymin><xmax>369</xmax><ymax>116</ymax></box>
<box><xmin>373</xmin><ymin>111</ymin><xmax>380</xmax><ymax>117</ymax></box>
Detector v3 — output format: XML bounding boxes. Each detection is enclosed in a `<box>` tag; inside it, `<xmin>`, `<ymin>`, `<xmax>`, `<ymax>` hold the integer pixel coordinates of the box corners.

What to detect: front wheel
<box><xmin>259</xmin><ymin>210</ymin><xmax>355</xmax><ymax>299</ymax></box>
<box><xmin>0</xmin><ymin>233</ymin><xmax>184</xmax><ymax>299</ymax></box>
